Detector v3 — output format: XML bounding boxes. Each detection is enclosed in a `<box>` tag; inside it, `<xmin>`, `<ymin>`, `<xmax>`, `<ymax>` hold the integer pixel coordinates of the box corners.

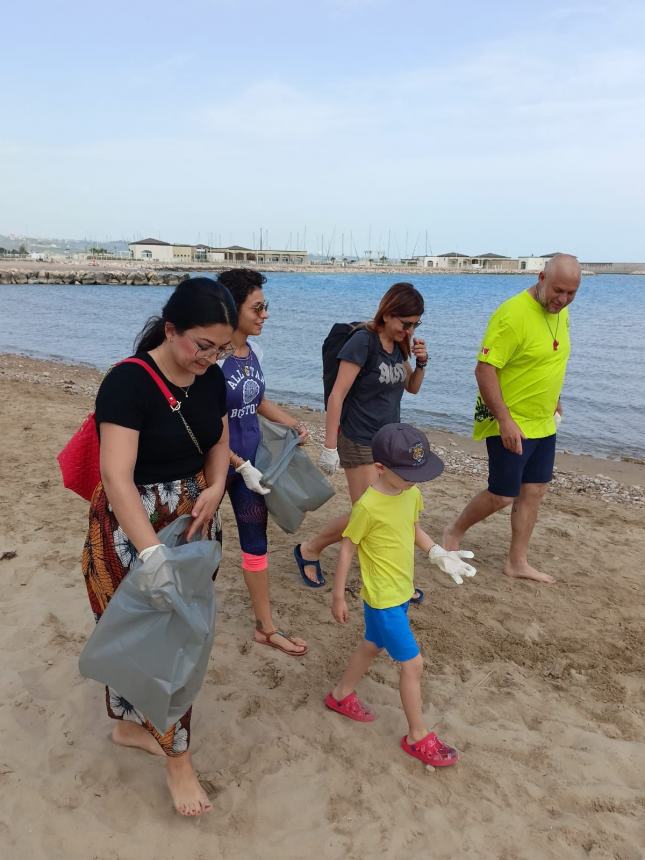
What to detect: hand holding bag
<box><xmin>255</xmin><ymin>417</ymin><xmax>335</xmax><ymax>534</ymax></box>
<box><xmin>78</xmin><ymin>515</ymin><xmax>221</xmax><ymax>734</ymax></box>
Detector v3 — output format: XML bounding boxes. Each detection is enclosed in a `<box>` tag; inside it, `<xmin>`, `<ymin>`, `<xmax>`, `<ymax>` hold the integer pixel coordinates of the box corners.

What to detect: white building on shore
<box><xmin>129</xmin><ymin>239</ymin><xmax>307</xmax><ymax>265</ymax></box>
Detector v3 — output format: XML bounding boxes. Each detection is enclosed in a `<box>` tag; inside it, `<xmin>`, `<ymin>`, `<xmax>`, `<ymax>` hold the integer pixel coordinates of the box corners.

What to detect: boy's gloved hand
<box><xmin>429</xmin><ymin>545</ymin><xmax>477</xmax><ymax>585</ymax></box>
<box><xmin>319</xmin><ymin>447</ymin><xmax>340</xmax><ymax>475</ymax></box>
<box><xmin>236</xmin><ymin>460</ymin><xmax>271</xmax><ymax>495</ymax></box>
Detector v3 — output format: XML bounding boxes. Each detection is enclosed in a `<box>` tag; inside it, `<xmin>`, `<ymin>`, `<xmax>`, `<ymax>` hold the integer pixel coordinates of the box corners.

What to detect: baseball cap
<box><xmin>371</xmin><ymin>423</ymin><xmax>444</xmax><ymax>482</ymax></box>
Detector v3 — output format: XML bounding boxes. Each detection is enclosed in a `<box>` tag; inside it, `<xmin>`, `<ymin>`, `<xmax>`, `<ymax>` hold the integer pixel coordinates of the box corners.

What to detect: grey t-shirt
<box><xmin>337</xmin><ymin>328</ymin><xmax>407</xmax><ymax>445</ymax></box>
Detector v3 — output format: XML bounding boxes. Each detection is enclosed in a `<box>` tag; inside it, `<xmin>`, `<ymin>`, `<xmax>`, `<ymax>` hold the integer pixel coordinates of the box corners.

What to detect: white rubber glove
<box><xmin>319</xmin><ymin>446</ymin><xmax>340</xmax><ymax>475</ymax></box>
<box><xmin>236</xmin><ymin>460</ymin><xmax>271</xmax><ymax>495</ymax></box>
<box><xmin>554</xmin><ymin>412</ymin><xmax>562</xmax><ymax>429</ymax></box>
<box><xmin>138</xmin><ymin>544</ymin><xmax>163</xmax><ymax>562</ymax></box>
<box><xmin>429</xmin><ymin>545</ymin><xmax>477</xmax><ymax>585</ymax></box>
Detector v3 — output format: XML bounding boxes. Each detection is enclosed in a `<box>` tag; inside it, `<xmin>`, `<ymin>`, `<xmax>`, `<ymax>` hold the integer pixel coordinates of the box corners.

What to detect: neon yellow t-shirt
<box><xmin>342</xmin><ymin>485</ymin><xmax>423</xmax><ymax>609</ymax></box>
<box><xmin>473</xmin><ymin>290</ymin><xmax>571</xmax><ymax>440</ymax></box>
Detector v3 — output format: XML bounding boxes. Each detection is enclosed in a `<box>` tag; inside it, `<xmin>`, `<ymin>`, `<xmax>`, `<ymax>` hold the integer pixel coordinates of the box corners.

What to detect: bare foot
<box><xmin>442</xmin><ymin>524</ymin><xmax>461</xmax><ymax>552</ymax></box>
<box><xmin>299</xmin><ymin>541</ymin><xmax>322</xmax><ymax>584</ymax></box>
<box><xmin>112</xmin><ymin>720</ymin><xmax>164</xmax><ymax>756</ymax></box>
<box><xmin>254</xmin><ymin>627</ymin><xmax>308</xmax><ymax>655</ymax></box>
<box><xmin>166</xmin><ymin>752</ymin><xmax>213</xmax><ymax>817</ymax></box>
<box><xmin>504</xmin><ymin>560</ymin><xmax>556</xmax><ymax>584</ymax></box>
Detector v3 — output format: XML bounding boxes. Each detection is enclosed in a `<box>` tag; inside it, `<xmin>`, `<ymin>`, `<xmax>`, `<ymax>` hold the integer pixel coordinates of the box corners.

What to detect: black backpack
<box><xmin>322</xmin><ymin>322</ymin><xmax>381</xmax><ymax>408</ymax></box>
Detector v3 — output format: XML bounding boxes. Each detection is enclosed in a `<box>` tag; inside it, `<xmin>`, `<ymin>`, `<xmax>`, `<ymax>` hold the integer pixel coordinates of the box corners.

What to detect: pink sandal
<box><xmin>400</xmin><ymin>732</ymin><xmax>459</xmax><ymax>767</ymax></box>
<box><xmin>324</xmin><ymin>691</ymin><xmax>375</xmax><ymax>723</ymax></box>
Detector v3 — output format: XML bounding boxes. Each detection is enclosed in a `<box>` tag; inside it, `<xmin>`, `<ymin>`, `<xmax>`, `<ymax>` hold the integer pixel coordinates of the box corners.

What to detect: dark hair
<box><xmin>216</xmin><ymin>268</ymin><xmax>267</xmax><ymax>310</ymax></box>
<box><xmin>368</xmin><ymin>282</ymin><xmax>424</xmax><ymax>360</ymax></box>
<box><xmin>134</xmin><ymin>276</ymin><xmax>238</xmax><ymax>352</ymax></box>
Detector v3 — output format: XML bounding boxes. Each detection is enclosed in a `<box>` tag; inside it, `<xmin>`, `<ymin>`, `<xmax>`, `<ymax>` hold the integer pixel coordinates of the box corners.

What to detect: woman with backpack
<box><xmin>82</xmin><ymin>277</ymin><xmax>235</xmax><ymax>817</ymax></box>
<box><xmin>217</xmin><ymin>268</ymin><xmax>309</xmax><ymax>657</ymax></box>
<box><xmin>294</xmin><ymin>282</ymin><xmax>476</xmax><ymax>595</ymax></box>
<box><xmin>294</xmin><ymin>283</ymin><xmax>430</xmax><ymax>593</ymax></box>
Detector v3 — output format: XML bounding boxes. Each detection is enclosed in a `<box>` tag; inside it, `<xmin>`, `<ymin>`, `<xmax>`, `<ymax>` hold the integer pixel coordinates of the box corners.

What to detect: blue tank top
<box><xmin>221</xmin><ymin>345</ymin><xmax>266</xmax><ymax>465</ymax></box>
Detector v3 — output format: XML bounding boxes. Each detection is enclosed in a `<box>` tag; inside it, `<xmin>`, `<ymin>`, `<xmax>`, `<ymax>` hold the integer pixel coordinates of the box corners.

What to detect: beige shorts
<box><xmin>337</xmin><ymin>431</ymin><xmax>374</xmax><ymax>469</ymax></box>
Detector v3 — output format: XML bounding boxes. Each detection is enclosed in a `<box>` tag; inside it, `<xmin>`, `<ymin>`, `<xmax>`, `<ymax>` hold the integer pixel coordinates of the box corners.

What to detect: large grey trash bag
<box><xmin>255</xmin><ymin>417</ymin><xmax>335</xmax><ymax>533</ymax></box>
<box><xmin>79</xmin><ymin>514</ymin><xmax>221</xmax><ymax>734</ymax></box>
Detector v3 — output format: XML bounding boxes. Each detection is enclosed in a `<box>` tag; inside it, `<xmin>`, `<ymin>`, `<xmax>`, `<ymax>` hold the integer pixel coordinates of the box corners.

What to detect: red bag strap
<box><xmin>119</xmin><ymin>357</ymin><xmax>180</xmax><ymax>410</ymax></box>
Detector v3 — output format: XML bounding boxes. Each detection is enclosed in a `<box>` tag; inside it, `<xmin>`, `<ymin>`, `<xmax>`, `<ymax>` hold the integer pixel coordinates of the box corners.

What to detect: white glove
<box><xmin>429</xmin><ymin>545</ymin><xmax>477</xmax><ymax>585</ymax></box>
<box><xmin>138</xmin><ymin>544</ymin><xmax>163</xmax><ymax>562</ymax></box>
<box><xmin>319</xmin><ymin>446</ymin><xmax>340</xmax><ymax>475</ymax></box>
<box><xmin>236</xmin><ymin>460</ymin><xmax>271</xmax><ymax>495</ymax></box>
<box><xmin>554</xmin><ymin>411</ymin><xmax>562</xmax><ymax>429</ymax></box>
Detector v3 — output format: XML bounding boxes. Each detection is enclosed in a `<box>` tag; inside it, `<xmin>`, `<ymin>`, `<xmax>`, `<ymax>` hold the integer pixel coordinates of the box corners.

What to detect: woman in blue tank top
<box><xmin>218</xmin><ymin>268</ymin><xmax>310</xmax><ymax>657</ymax></box>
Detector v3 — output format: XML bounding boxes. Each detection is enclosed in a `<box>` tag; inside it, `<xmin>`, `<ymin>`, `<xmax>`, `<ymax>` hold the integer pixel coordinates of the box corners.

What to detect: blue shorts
<box><xmin>486</xmin><ymin>434</ymin><xmax>556</xmax><ymax>498</ymax></box>
<box><xmin>363</xmin><ymin>601</ymin><xmax>420</xmax><ymax>663</ymax></box>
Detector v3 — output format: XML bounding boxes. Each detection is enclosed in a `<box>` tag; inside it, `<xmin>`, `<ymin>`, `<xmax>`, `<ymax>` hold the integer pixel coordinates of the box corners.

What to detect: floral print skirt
<box><xmin>82</xmin><ymin>472</ymin><xmax>222</xmax><ymax>756</ymax></box>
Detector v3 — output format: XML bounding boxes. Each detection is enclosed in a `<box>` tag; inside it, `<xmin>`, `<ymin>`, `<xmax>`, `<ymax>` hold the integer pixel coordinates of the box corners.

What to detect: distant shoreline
<box><xmin>1</xmin><ymin>260</ymin><xmax>643</xmax><ymax>285</ymax></box>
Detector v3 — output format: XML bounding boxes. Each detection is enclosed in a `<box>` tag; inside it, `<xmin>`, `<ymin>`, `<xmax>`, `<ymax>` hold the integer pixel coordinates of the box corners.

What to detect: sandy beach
<box><xmin>0</xmin><ymin>353</ymin><xmax>643</xmax><ymax>860</ymax></box>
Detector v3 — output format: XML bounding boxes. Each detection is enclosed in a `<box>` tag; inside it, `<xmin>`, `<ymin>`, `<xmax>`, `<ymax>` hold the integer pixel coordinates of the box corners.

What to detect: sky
<box><xmin>1</xmin><ymin>0</ymin><xmax>644</xmax><ymax>259</ymax></box>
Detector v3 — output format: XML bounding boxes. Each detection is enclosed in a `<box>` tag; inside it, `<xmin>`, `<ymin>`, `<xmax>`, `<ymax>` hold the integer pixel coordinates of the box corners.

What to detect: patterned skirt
<box><xmin>81</xmin><ymin>472</ymin><xmax>222</xmax><ymax>756</ymax></box>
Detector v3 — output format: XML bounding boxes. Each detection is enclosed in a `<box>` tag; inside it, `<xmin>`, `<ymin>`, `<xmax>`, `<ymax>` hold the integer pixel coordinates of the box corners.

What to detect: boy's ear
<box><xmin>373</xmin><ymin>462</ymin><xmax>385</xmax><ymax>474</ymax></box>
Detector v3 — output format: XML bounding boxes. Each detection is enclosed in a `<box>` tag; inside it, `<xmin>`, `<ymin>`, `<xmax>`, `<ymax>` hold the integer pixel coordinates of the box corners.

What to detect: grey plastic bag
<box><xmin>255</xmin><ymin>417</ymin><xmax>335</xmax><ymax>533</ymax></box>
<box><xmin>79</xmin><ymin>514</ymin><xmax>221</xmax><ymax>733</ymax></box>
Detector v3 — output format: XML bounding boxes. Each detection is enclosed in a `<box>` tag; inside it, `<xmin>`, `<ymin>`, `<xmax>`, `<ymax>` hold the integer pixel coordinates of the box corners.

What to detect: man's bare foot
<box><xmin>166</xmin><ymin>752</ymin><xmax>213</xmax><ymax>817</ymax></box>
<box><xmin>504</xmin><ymin>560</ymin><xmax>556</xmax><ymax>584</ymax></box>
<box><xmin>112</xmin><ymin>720</ymin><xmax>164</xmax><ymax>756</ymax></box>
<box><xmin>442</xmin><ymin>524</ymin><xmax>462</xmax><ymax>552</ymax></box>
<box><xmin>298</xmin><ymin>540</ymin><xmax>322</xmax><ymax>584</ymax></box>
<box><xmin>254</xmin><ymin>627</ymin><xmax>307</xmax><ymax>655</ymax></box>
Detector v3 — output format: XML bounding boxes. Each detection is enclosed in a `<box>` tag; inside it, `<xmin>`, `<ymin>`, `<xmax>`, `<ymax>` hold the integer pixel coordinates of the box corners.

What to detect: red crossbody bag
<box><xmin>57</xmin><ymin>357</ymin><xmax>188</xmax><ymax>502</ymax></box>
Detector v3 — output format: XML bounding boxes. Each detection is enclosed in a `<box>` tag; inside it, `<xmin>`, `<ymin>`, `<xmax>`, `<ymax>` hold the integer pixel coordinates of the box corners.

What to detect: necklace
<box><xmin>232</xmin><ymin>347</ymin><xmax>253</xmax><ymax>377</ymax></box>
<box><xmin>152</xmin><ymin>352</ymin><xmax>194</xmax><ymax>396</ymax></box>
<box><xmin>536</xmin><ymin>289</ymin><xmax>560</xmax><ymax>351</ymax></box>
<box><xmin>544</xmin><ymin>313</ymin><xmax>560</xmax><ymax>351</ymax></box>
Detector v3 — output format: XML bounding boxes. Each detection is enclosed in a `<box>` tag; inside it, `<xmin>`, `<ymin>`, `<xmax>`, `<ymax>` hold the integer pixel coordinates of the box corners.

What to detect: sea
<box><xmin>1</xmin><ymin>273</ymin><xmax>644</xmax><ymax>460</ymax></box>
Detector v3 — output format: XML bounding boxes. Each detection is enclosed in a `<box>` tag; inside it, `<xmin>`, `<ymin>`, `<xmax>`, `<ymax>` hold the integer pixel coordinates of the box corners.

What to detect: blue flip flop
<box><xmin>410</xmin><ymin>587</ymin><xmax>424</xmax><ymax>605</ymax></box>
<box><xmin>293</xmin><ymin>544</ymin><xmax>326</xmax><ymax>588</ymax></box>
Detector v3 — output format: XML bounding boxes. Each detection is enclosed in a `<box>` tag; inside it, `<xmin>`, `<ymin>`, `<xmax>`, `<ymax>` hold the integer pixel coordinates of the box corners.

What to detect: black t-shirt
<box><xmin>95</xmin><ymin>353</ymin><xmax>228</xmax><ymax>485</ymax></box>
<box><xmin>337</xmin><ymin>329</ymin><xmax>407</xmax><ymax>445</ymax></box>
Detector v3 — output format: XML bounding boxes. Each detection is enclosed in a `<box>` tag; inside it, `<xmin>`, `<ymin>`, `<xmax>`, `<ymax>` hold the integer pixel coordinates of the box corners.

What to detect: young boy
<box><xmin>325</xmin><ymin>422</ymin><xmax>476</xmax><ymax>767</ymax></box>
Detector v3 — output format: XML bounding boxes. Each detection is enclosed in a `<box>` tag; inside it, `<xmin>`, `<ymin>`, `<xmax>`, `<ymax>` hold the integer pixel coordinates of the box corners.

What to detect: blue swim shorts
<box><xmin>486</xmin><ymin>434</ymin><xmax>556</xmax><ymax>498</ymax></box>
<box><xmin>363</xmin><ymin>601</ymin><xmax>420</xmax><ymax>663</ymax></box>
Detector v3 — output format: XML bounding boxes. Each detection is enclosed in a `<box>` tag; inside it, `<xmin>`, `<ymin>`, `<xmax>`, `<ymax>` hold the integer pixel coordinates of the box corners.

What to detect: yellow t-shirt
<box><xmin>342</xmin><ymin>485</ymin><xmax>423</xmax><ymax>609</ymax></box>
<box><xmin>473</xmin><ymin>290</ymin><xmax>571</xmax><ymax>440</ymax></box>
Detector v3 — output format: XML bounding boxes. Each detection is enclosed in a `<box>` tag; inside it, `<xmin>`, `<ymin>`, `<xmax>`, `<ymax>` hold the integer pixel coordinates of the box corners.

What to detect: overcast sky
<box><xmin>2</xmin><ymin>0</ymin><xmax>644</xmax><ymax>258</ymax></box>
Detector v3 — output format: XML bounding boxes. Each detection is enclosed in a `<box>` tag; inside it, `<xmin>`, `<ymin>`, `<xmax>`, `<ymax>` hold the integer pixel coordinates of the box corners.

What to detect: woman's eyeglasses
<box><xmin>250</xmin><ymin>302</ymin><xmax>269</xmax><ymax>314</ymax></box>
<box><xmin>397</xmin><ymin>317</ymin><xmax>422</xmax><ymax>331</ymax></box>
<box><xmin>186</xmin><ymin>335</ymin><xmax>235</xmax><ymax>361</ymax></box>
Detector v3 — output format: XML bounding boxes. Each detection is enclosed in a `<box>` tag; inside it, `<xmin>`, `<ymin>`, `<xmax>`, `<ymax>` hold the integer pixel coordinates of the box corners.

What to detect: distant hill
<box><xmin>0</xmin><ymin>234</ymin><xmax>130</xmax><ymax>255</ymax></box>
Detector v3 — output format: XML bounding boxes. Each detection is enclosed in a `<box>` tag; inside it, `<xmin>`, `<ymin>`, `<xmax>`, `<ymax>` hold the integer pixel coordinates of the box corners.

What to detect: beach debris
<box><xmin>1</xmin><ymin>550</ymin><xmax>17</xmax><ymax>561</ymax></box>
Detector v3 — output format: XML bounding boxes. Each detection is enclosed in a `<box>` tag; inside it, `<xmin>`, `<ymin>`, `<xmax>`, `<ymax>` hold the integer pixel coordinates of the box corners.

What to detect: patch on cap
<box><xmin>409</xmin><ymin>442</ymin><xmax>426</xmax><ymax>465</ymax></box>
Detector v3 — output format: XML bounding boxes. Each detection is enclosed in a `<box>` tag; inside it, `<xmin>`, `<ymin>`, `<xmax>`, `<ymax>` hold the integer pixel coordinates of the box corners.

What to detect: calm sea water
<box><xmin>1</xmin><ymin>273</ymin><xmax>644</xmax><ymax>460</ymax></box>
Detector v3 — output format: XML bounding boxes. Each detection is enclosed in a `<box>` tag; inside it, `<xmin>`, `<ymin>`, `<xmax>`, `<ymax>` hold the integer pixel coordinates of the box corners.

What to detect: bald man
<box><xmin>444</xmin><ymin>254</ymin><xmax>582</xmax><ymax>584</ymax></box>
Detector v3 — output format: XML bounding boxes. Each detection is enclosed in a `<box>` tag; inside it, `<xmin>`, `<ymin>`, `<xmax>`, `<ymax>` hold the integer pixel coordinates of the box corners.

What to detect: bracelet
<box><xmin>415</xmin><ymin>360</ymin><xmax>428</xmax><ymax>369</ymax></box>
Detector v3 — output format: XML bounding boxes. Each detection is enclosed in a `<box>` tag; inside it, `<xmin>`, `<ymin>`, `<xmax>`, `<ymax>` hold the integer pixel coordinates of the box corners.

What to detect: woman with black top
<box><xmin>82</xmin><ymin>277</ymin><xmax>236</xmax><ymax>817</ymax></box>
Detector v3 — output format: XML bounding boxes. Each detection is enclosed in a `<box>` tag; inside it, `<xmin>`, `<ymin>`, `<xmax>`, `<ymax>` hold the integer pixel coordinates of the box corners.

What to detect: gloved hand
<box><xmin>138</xmin><ymin>544</ymin><xmax>163</xmax><ymax>562</ymax></box>
<box><xmin>429</xmin><ymin>545</ymin><xmax>477</xmax><ymax>585</ymax></box>
<box><xmin>319</xmin><ymin>446</ymin><xmax>340</xmax><ymax>475</ymax></box>
<box><xmin>236</xmin><ymin>460</ymin><xmax>271</xmax><ymax>495</ymax></box>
